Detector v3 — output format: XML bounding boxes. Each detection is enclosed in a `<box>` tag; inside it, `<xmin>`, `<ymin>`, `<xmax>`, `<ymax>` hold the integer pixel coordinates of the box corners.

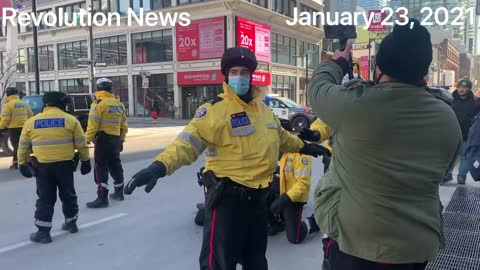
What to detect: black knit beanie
<box><xmin>376</xmin><ymin>18</ymin><xmax>432</xmax><ymax>84</ymax></box>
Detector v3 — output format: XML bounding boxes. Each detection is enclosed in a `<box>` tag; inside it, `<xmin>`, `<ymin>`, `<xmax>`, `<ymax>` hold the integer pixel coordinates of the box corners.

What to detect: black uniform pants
<box><xmin>94</xmin><ymin>132</ymin><xmax>124</xmax><ymax>194</ymax></box>
<box><xmin>199</xmin><ymin>180</ymin><xmax>269</xmax><ymax>270</ymax></box>
<box><xmin>8</xmin><ymin>128</ymin><xmax>22</xmax><ymax>164</ymax></box>
<box><xmin>322</xmin><ymin>238</ymin><xmax>427</xmax><ymax>270</ymax></box>
<box><xmin>282</xmin><ymin>203</ymin><xmax>308</xmax><ymax>244</ymax></box>
<box><xmin>34</xmin><ymin>161</ymin><xmax>78</xmax><ymax>231</ymax></box>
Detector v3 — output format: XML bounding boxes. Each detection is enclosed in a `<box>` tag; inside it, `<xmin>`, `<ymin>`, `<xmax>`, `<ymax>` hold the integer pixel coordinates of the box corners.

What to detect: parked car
<box><xmin>264</xmin><ymin>94</ymin><xmax>316</xmax><ymax>131</ymax></box>
<box><xmin>0</xmin><ymin>93</ymin><xmax>93</xmax><ymax>155</ymax></box>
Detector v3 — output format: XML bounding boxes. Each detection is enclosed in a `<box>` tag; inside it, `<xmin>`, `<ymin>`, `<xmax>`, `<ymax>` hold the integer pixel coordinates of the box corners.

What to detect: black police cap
<box><xmin>5</xmin><ymin>87</ymin><xmax>18</xmax><ymax>96</ymax></box>
<box><xmin>220</xmin><ymin>47</ymin><xmax>258</xmax><ymax>76</ymax></box>
<box><xmin>43</xmin><ymin>91</ymin><xmax>71</xmax><ymax>107</ymax></box>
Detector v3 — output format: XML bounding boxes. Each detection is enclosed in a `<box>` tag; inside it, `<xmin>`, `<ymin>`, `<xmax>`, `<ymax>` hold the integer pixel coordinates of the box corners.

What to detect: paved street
<box><xmin>0</xmin><ymin>123</ymin><xmax>476</xmax><ymax>269</ymax></box>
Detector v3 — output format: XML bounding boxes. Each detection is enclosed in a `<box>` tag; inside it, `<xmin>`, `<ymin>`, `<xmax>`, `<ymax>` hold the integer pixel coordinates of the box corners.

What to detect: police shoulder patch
<box><xmin>194</xmin><ymin>107</ymin><xmax>208</xmax><ymax>118</ymax></box>
<box><xmin>302</xmin><ymin>158</ymin><xmax>309</xmax><ymax>165</ymax></box>
<box><xmin>208</xmin><ymin>96</ymin><xmax>223</xmax><ymax>106</ymax></box>
<box><xmin>95</xmin><ymin>99</ymin><xmax>102</xmax><ymax>104</ymax></box>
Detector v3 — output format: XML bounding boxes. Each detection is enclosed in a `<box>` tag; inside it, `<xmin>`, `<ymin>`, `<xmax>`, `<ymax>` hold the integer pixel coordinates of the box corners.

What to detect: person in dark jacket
<box><xmin>445</xmin><ymin>78</ymin><xmax>480</xmax><ymax>184</ymax></box>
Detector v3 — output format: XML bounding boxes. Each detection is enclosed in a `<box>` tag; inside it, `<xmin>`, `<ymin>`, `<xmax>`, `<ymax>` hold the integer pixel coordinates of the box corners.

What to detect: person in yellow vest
<box><xmin>267</xmin><ymin>122</ymin><xmax>324</xmax><ymax>244</ymax></box>
<box><xmin>0</xmin><ymin>87</ymin><xmax>33</xmax><ymax>169</ymax></box>
<box><xmin>124</xmin><ymin>47</ymin><xmax>329</xmax><ymax>270</ymax></box>
<box><xmin>85</xmin><ymin>78</ymin><xmax>128</xmax><ymax>208</ymax></box>
<box><xmin>17</xmin><ymin>92</ymin><xmax>91</xmax><ymax>243</ymax></box>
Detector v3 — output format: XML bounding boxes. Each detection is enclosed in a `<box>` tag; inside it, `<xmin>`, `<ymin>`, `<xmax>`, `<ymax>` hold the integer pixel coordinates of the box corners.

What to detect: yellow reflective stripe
<box><xmin>89</xmin><ymin>115</ymin><xmax>101</xmax><ymax>122</ymax></box>
<box><xmin>267</xmin><ymin>122</ymin><xmax>277</xmax><ymax>129</ymax></box>
<box><xmin>74</xmin><ymin>136</ymin><xmax>86</xmax><ymax>144</ymax></box>
<box><xmin>178</xmin><ymin>132</ymin><xmax>205</xmax><ymax>152</ymax></box>
<box><xmin>205</xmin><ymin>147</ymin><xmax>216</xmax><ymax>157</ymax></box>
<box><xmin>19</xmin><ymin>140</ymin><xmax>32</xmax><ymax>146</ymax></box>
<box><xmin>294</xmin><ymin>170</ymin><xmax>312</xmax><ymax>177</ymax></box>
<box><xmin>232</xmin><ymin>126</ymin><xmax>256</xmax><ymax>136</ymax></box>
<box><xmin>66</xmin><ymin>214</ymin><xmax>78</xmax><ymax>223</ymax></box>
<box><xmin>284</xmin><ymin>166</ymin><xmax>293</xmax><ymax>172</ymax></box>
<box><xmin>12</xmin><ymin>112</ymin><xmax>29</xmax><ymax>117</ymax></box>
<box><xmin>89</xmin><ymin>114</ymin><xmax>120</xmax><ymax>124</ymax></box>
<box><xmin>32</xmin><ymin>138</ymin><xmax>73</xmax><ymax>146</ymax></box>
<box><xmin>35</xmin><ymin>220</ymin><xmax>52</xmax><ymax>227</ymax></box>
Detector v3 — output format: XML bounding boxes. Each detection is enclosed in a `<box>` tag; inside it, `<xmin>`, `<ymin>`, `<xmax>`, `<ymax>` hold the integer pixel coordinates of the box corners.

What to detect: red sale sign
<box><xmin>252</xmin><ymin>71</ymin><xmax>271</xmax><ymax>86</ymax></box>
<box><xmin>176</xmin><ymin>17</ymin><xmax>226</xmax><ymax>61</ymax></box>
<box><xmin>236</xmin><ymin>16</ymin><xmax>271</xmax><ymax>62</ymax></box>
<box><xmin>360</xmin><ymin>56</ymin><xmax>369</xmax><ymax>80</ymax></box>
<box><xmin>177</xmin><ymin>70</ymin><xmax>224</xmax><ymax>85</ymax></box>
<box><xmin>368</xmin><ymin>10</ymin><xmax>387</xmax><ymax>32</ymax></box>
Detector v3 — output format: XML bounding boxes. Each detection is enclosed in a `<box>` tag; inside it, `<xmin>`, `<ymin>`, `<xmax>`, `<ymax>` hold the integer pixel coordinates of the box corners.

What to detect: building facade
<box><xmin>439</xmin><ymin>38</ymin><xmax>460</xmax><ymax>83</ymax></box>
<box><xmin>0</xmin><ymin>0</ymin><xmax>324</xmax><ymax>119</ymax></box>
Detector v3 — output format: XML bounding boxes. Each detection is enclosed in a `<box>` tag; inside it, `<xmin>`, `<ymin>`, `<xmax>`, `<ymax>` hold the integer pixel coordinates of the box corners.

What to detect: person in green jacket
<box><xmin>308</xmin><ymin>19</ymin><xmax>462</xmax><ymax>270</ymax></box>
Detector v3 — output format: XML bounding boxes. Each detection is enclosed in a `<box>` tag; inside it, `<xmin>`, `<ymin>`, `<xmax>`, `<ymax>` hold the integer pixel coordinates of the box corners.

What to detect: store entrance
<box><xmin>182</xmin><ymin>85</ymin><xmax>222</xmax><ymax>119</ymax></box>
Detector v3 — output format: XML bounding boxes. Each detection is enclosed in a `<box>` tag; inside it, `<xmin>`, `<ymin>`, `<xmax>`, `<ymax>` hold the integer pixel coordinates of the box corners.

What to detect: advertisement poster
<box><xmin>368</xmin><ymin>10</ymin><xmax>387</xmax><ymax>32</ymax></box>
<box><xmin>177</xmin><ymin>70</ymin><xmax>224</xmax><ymax>85</ymax></box>
<box><xmin>252</xmin><ymin>71</ymin><xmax>271</xmax><ymax>86</ymax></box>
<box><xmin>236</xmin><ymin>16</ymin><xmax>271</xmax><ymax>62</ymax></box>
<box><xmin>176</xmin><ymin>17</ymin><xmax>226</xmax><ymax>61</ymax></box>
<box><xmin>360</xmin><ymin>56</ymin><xmax>369</xmax><ymax>80</ymax></box>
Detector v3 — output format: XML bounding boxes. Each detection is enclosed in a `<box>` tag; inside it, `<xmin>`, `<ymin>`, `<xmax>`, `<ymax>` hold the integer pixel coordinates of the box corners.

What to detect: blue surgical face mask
<box><xmin>228</xmin><ymin>75</ymin><xmax>250</xmax><ymax>96</ymax></box>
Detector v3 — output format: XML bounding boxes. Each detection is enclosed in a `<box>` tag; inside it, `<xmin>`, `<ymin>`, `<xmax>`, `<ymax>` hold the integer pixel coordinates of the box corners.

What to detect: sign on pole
<box><xmin>77</xmin><ymin>58</ymin><xmax>91</xmax><ymax>67</ymax></box>
<box><xmin>142</xmin><ymin>77</ymin><xmax>149</xmax><ymax>88</ymax></box>
<box><xmin>368</xmin><ymin>10</ymin><xmax>387</xmax><ymax>32</ymax></box>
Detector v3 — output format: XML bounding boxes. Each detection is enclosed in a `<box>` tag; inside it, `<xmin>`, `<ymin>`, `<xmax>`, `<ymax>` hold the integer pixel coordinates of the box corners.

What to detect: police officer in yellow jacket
<box><xmin>17</xmin><ymin>92</ymin><xmax>91</xmax><ymax>243</ymax></box>
<box><xmin>268</xmin><ymin>122</ymin><xmax>322</xmax><ymax>244</ymax></box>
<box><xmin>124</xmin><ymin>47</ymin><xmax>329</xmax><ymax>270</ymax></box>
<box><xmin>0</xmin><ymin>87</ymin><xmax>33</xmax><ymax>169</ymax></box>
<box><xmin>85</xmin><ymin>78</ymin><xmax>128</xmax><ymax>208</ymax></box>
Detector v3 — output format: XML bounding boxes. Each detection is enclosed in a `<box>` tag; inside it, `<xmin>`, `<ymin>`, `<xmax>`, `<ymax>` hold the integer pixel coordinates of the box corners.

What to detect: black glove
<box><xmin>81</xmin><ymin>160</ymin><xmax>91</xmax><ymax>175</ymax></box>
<box><xmin>299</xmin><ymin>128</ymin><xmax>321</xmax><ymax>142</ymax></box>
<box><xmin>299</xmin><ymin>142</ymin><xmax>331</xmax><ymax>158</ymax></box>
<box><xmin>270</xmin><ymin>193</ymin><xmax>292</xmax><ymax>214</ymax></box>
<box><xmin>120</xmin><ymin>141</ymin><xmax>124</xmax><ymax>152</ymax></box>
<box><xmin>19</xmin><ymin>164</ymin><xmax>33</xmax><ymax>178</ymax></box>
<box><xmin>124</xmin><ymin>161</ymin><xmax>167</xmax><ymax>195</ymax></box>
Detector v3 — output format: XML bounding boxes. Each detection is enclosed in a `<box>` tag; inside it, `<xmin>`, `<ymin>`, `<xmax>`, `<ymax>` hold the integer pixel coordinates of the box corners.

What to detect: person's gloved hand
<box><xmin>81</xmin><ymin>160</ymin><xmax>91</xmax><ymax>175</ymax></box>
<box><xmin>124</xmin><ymin>161</ymin><xmax>167</xmax><ymax>195</ymax></box>
<box><xmin>270</xmin><ymin>193</ymin><xmax>292</xmax><ymax>214</ymax></box>
<box><xmin>120</xmin><ymin>141</ymin><xmax>124</xmax><ymax>152</ymax></box>
<box><xmin>19</xmin><ymin>164</ymin><xmax>33</xmax><ymax>178</ymax></box>
<box><xmin>299</xmin><ymin>142</ymin><xmax>331</xmax><ymax>158</ymax></box>
<box><xmin>298</xmin><ymin>128</ymin><xmax>321</xmax><ymax>142</ymax></box>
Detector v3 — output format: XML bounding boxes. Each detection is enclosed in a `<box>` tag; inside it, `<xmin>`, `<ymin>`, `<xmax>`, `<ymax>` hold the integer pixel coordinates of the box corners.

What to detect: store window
<box><xmin>58</xmin><ymin>40</ymin><xmax>88</xmax><ymax>70</ymax></box>
<box><xmin>17</xmin><ymin>49</ymin><xmax>25</xmax><ymax>73</ymax></box>
<box><xmin>133</xmin><ymin>73</ymin><xmax>173</xmax><ymax>117</ymax></box>
<box><xmin>56</xmin><ymin>2</ymin><xmax>87</xmax><ymax>26</ymax></box>
<box><xmin>300</xmin><ymin>4</ymin><xmax>320</xmax><ymax>27</ymax></box>
<box><xmin>249</xmin><ymin>0</ymin><xmax>268</xmax><ymax>8</ymax></box>
<box><xmin>272</xmin><ymin>75</ymin><xmax>296</xmax><ymax>101</ymax></box>
<box><xmin>28</xmin><ymin>45</ymin><xmax>55</xmax><ymax>72</ymax></box>
<box><xmin>272</xmin><ymin>33</ymin><xmax>296</xmax><ymax>66</ymax></box>
<box><xmin>299</xmin><ymin>41</ymin><xmax>320</xmax><ymax>69</ymax></box>
<box><xmin>92</xmin><ymin>0</ymin><xmax>123</xmax><ymax>13</ymax></box>
<box><xmin>176</xmin><ymin>0</ymin><xmax>206</xmax><ymax>6</ymax></box>
<box><xmin>59</xmin><ymin>78</ymin><xmax>89</xmax><ymax>93</ymax></box>
<box><xmin>94</xmin><ymin>35</ymin><xmax>127</xmax><ymax>66</ymax></box>
<box><xmin>132</xmin><ymin>29</ymin><xmax>173</xmax><ymax>64</ymax></box>
<box><xmin>272</xmin><ymin>0</ymin><xmax>296</xmax><ymax>17</ymax></box>
<box><xmin>131</xmin><ymin>0</ymin><xmax>171</xmax><ymax>12</ymax></box>
<box><xmin>29</xmin><ymin>80</ymin><xmax>56</xmax><ymax>94</ymax></box>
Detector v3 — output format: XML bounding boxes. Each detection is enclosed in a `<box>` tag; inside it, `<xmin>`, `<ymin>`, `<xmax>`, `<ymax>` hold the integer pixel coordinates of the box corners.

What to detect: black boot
<box><xmin>109</xmin><ymin>187</ymin><xmax>124</xmax><ymax>201</ymax></box>
<box><xmin>62</xmin><ymin>220</ymin><xmax>78</xmax><ymax>233</ymax></box>
<box><xmin>9</xmin><ymin>162</ymin><xmax>18</xmax><ymax>170</ymax></box>
<box><xmin>86</xmin><ymin>191</ymin><xmax>109</xmax><ymax>208</ymax></box>
<box><xmin>306</xmin><ymin>214</ymin><xmax>320</xmax><ymax>234</ymax></box>
<box><xmin>30</xmin><ymin>230</ymin><xmax>52</xmax><ymax>243</ymax></box>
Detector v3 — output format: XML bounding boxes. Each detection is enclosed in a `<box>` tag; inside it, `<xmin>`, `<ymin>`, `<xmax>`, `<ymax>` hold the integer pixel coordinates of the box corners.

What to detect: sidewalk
<box><xmin>127</xmin><ymin>117</ymin><xmax>190</xmax><ymax>128</ymax></box>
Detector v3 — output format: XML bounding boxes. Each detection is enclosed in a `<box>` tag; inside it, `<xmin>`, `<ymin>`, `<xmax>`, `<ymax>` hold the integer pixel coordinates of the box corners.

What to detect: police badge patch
<box><xmin>302</xmin><ymin>158</ymin><xmax>308</xmax><ymax>165</ymax></box>
<box><xmin>194</xmin><ymin>107</ymin><xmax>207</xmax><ymax>118</ymax></box>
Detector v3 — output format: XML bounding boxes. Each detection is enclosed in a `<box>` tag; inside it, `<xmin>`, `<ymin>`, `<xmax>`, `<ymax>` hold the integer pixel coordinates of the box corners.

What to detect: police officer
<box><xmin>124</xmin><ymin>47</ymin><xmax>329</xmax><ymax>270</ymax></box>
<box><xmin>17</xmin><ymin>92</ymin><xmax>91</xmax><ymax>243</ymax></box>
<box><xmin>85</xmin><ymin>78</ymin><xmax>128</xmax><ymax>208</ymax></box>
<box><xmin>0</xmin><ymin>87</ymin><xmax>33</xmax><ymax>169</ymax></box>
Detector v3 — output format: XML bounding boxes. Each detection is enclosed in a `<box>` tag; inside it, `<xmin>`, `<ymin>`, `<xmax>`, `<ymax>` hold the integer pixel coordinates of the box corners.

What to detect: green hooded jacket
<box><xmin>308</xmin><ymin>60</ymin><xmax>462</xmax><ymax>263</ymax></box>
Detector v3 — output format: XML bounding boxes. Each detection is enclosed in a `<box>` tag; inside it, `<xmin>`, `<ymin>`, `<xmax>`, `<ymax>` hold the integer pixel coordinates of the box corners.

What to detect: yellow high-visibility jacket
<box><xmin>85</xmin><ymin>91</ymin><xmax>128</xmax><ymax>142</ymax></box>
<box><xmin>17</xmin><ymin>106</ymin><xmax>90</xmax><ymax>164</ymax></box>
<box><xmin>0</xmin><ymin>95</ymin><xmax>33</xmax><ymax>129</ymax></box>
<box><xmin>279</xmin><ymin>152</ymin><xmax>312</xmax><ymax>203</ymax></box>
<box><xmin>310</xmin><ymin>118</ymin><xmax>332</xmax><ymax>152</ymax></box>
<box><xmin>155</xmin><ymin>82</ymin><xmax>305</xmax><ymax>189</ymax></box>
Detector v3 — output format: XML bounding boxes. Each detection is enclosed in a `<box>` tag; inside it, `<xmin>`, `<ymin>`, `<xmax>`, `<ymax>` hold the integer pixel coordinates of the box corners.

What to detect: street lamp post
<box><xmin>89</xmin><ymin>0</ymin><xmax>95</xmax><ymax>94</ymax></box>
<box><xmin>31</xmin><ymin>0</ymin><xmax>40</xmax><ymax>94</ymax></box>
